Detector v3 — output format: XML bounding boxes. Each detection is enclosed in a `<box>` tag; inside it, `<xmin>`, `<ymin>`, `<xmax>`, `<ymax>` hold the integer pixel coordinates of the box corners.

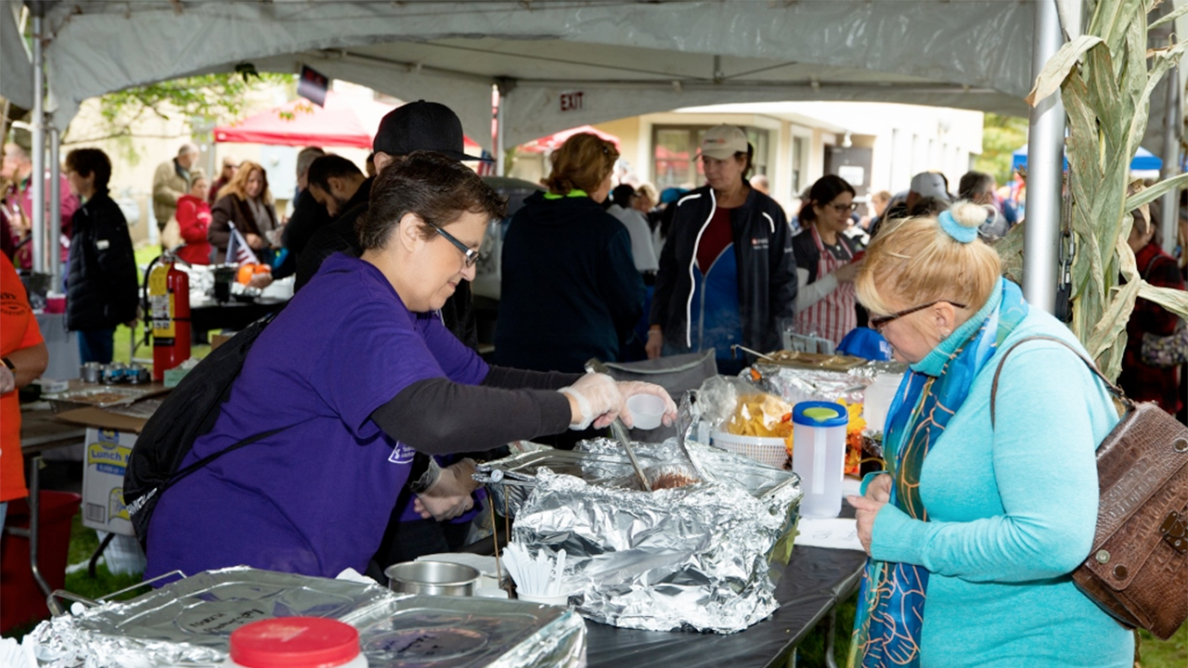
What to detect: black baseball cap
<box><xmin>373</xmin><ymin>100</ymin><xmax>486</xmax><ymax>161</ymax></box>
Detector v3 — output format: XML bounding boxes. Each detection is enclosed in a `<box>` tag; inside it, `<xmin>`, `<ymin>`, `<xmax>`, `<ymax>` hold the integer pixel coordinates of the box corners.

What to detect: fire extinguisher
<box><xmin>144</xmin><ymin>252</ymin><xmax>191</xmax><ymax>381</ymax></box>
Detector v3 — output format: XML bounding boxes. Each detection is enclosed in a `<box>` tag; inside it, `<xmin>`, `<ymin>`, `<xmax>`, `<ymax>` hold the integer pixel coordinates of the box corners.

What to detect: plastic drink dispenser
<box><xmin>791</xmin><ymin>401</ymin><xmax>849</xmax><ymax>518</ymax></box>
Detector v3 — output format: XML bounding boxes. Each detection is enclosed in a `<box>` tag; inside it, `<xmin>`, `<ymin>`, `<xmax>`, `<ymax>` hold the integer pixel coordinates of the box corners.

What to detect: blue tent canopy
<box><xmin>1011</xmin><ymin>145</ymin><xmax>1162</xmax><ymax>171</ymax></box>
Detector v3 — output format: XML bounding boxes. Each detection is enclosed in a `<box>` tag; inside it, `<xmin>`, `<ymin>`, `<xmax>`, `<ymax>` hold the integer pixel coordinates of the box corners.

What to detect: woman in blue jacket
<box><xmin>646</xmin><ymin>125</ymin><xmax>796</xmax><ymax>373</ymax></box>
<box><xmin>845</xmin><ymin>201</ymin><xmax>1133</xmax><ymax>667</ymax></box>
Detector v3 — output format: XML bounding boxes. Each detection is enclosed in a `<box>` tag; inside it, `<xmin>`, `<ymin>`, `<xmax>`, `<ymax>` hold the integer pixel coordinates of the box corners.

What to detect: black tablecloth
<box><xmin>584</xmin><ymin>545</ymin><xmax>867</xmax><ymax>668</ymax></box>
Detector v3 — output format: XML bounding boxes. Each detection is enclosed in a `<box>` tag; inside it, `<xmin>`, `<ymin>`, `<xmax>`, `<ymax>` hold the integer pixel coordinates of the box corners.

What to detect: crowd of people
<box><xmin>1</xmin><ymin>96</ymin><xmax>1185</xmax><ymax>667</ymax></box>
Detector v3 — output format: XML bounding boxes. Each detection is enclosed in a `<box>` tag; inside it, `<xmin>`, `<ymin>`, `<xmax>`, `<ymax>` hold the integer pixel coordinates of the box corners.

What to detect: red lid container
<box><xmin>229</xmin><ymin>617</ymin><xmax>361</xmax><ymax>668</ymax></box>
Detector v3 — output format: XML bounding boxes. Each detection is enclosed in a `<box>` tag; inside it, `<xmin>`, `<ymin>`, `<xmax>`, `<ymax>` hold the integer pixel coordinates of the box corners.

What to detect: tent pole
<box><xmin>495</xmin><ymin>84</ymin><xmax>506</xmax><ymax>177</ymax></box>
<box><xmin>1159</xmin><ymin>63</ymin><xmax>1180</xmax><ymax>253</ymax></box>
<box><xmin>30</xmin><ymin>8</ymin><xmax>46</xmax><ymax>274</ymax></box>
<box><xmin>1023</xmin><ymin>0</ymin><xmax>1066</xmax><ymax>314</ymax></box>
<box><xmin>49</xmin><ymin>122</ymin><xmax>60</xmax><ymax>287</ymax></box>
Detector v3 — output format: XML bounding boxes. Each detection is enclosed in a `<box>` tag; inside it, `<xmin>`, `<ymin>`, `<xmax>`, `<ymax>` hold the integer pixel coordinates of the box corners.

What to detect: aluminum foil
<box><xmin>753</xmin><ymin>360</ymin><xmax>906</xmax><ymax>406</ymax></box>
<box><xmin>483</xmin><ymin>439</ymin><xmax>801</xmax><ymax>634</ymax></box>
<box><xmin>28</xmin><ymin>567</ymin><xmax>585</xmax><ymax>668</ymax></box>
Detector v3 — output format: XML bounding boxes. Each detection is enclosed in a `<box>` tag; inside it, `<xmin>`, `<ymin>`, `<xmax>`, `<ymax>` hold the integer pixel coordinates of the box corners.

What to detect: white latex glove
<box><xmin>616</xmin><ymin>381</ymin><xmax>679</xmax><ymax>428</ymax></box>
<box><xmin>0</xmin><ymin>365</ymin><xmax>14</xmax><ymax>395</ymax></box>
<box><xmin>413</xmin><ymin>459</ymin><xmax>479</xmax><ymax>521</ymax></box>
<box><xmin>558</xmin><ymin>372</ymin><xmax>623</xmax><ymax>431</ymax></box>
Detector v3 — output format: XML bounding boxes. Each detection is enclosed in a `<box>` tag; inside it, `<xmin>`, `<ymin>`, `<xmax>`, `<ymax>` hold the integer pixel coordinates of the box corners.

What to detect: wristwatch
<box><xmin>1</xmin><ymin>358</ymin><xmax>13</xmax><ymax>373</ymax></box>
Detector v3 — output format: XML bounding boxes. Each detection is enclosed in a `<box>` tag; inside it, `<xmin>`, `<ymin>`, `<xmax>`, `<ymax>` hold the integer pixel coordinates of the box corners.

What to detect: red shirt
<box><xmin>696</xmin><ymin>207</ymin><xmax>734</xmax><ymax>273</ymax></box>
<box><xmin>175</xmin><ymin>194</ymin><xmax>212</xmax><ymax>265</ymax></box>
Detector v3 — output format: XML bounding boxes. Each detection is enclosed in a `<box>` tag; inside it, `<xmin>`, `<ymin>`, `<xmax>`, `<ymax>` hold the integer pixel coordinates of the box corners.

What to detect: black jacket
<box><xmin>493</xmin><ymin>191</ymin><xmax>645</xmax><ymax>373</ymax></box>
<box><xmin>293</xmin><ymin>178</ymin><xmax>479</xmax><ymax>350</ymax></box>
<box><xmin>281</xmin><ymin>188</ymin><xmax>332</xmax><ymax>264</ymax></box>
<box><xmin>650</xmin><ymin>185</ymin><xmax>797</xmax><ymax>355</ymax></box>
<box><xmin>294</xmin><ymin>176</ymin><xmax>373</xmax><ymax>292</ymax></box>
<box><xmin>66</xmin><ymin>190</ymin><xmax>139</xmax><ymax>331</ymax></box>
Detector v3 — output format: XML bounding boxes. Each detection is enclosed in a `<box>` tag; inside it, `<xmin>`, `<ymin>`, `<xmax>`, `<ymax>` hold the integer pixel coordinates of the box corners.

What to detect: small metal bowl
<box><xmin>385</xmin><ymin>560</ymin><xmax>480</xmax><ymax>597</ymax></box>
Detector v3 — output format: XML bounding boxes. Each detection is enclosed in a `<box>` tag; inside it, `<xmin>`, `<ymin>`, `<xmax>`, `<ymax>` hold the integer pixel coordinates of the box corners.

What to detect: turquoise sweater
<box><xmin>870</xmin><ymin>305</ymin><xmax>1135</xmax><ymax>667</ymax></box>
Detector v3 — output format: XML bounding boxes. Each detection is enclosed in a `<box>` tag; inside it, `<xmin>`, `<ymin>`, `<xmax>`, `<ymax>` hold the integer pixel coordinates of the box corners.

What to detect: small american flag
<box><xmin>225</xmin><ymin>226</ymin><xmax>259</xmax><ymax>267</ymax></box>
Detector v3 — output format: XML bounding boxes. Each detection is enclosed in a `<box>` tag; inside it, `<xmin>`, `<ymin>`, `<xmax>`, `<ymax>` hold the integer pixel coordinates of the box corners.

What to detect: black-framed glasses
<box><xmin>869</xmin><ymin>300</ymin><xmax>967</xmax><ymax>332</ymax></box>
<box><xmin>829</xmin><ymin>202</ymin><xmax>859</xmax><ymax>213</ymax></box>
<box><xmin>427</xmin><ymin>221</ymin><xmax>480</xmax><ymax>268</ymax></box>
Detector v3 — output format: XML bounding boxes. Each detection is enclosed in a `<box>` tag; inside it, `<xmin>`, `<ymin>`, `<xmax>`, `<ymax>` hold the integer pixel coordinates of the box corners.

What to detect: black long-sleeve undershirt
<box><xmin>369</xmin><ymin>366</ymin><xmax>583</xmax><ymax>454</ymax></box>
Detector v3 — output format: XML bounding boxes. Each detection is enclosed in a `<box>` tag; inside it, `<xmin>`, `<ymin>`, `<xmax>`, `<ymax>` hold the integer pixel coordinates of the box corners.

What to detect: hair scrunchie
<box><xmin>938</xmin><ymin>210</ymin><xmax>978</xmax><ymax>244</ymax></box>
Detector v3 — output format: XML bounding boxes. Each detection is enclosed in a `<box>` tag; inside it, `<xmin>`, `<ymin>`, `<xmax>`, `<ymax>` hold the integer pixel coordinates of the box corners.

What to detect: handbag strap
<box><xmin>990</xmin><ymin>335</ymin><xmax>1128</xmax><ymax>429</ymax></box>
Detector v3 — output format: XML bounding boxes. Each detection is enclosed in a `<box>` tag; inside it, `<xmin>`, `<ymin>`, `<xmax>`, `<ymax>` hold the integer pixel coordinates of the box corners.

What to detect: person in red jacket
<box><xmin>176</xmin><ymin>171</ymin><xmax>212</xmax><ymax>265</ymax></box>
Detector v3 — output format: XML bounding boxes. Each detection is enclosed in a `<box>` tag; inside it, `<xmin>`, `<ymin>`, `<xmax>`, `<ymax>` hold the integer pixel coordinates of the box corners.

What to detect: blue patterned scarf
<box><xmin>848</xmin><ymin>278</ymin><xmax>1029</xmax><ymax>667</ymax></box>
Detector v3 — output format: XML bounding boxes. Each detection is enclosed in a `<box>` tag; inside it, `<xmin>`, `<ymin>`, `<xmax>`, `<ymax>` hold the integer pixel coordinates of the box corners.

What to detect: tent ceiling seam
<box><xmin>405</xmin><ymin>39</ymin><xmax>718</xmax><ymax>81</ymax></box>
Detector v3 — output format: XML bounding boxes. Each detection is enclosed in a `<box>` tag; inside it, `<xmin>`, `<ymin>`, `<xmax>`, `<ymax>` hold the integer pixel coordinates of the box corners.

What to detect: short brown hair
<box><xmin>856</xmin><ymin>200</ymin><xmax>1001</xmax><ymax>316</ymax></box>
<box><xmin>65</xmin><ymin>148</ymin><xmax>113</xmax><ymax>191</ymax></box>
<box><xmin>543</xmin><ymin>133</ymin><xmax>619</xmax><ymax>195</ymax></box>
<box><xmin>357</xmin><ymin>151</ymin><xmax>506</xmax><ymax>250</ymax></box>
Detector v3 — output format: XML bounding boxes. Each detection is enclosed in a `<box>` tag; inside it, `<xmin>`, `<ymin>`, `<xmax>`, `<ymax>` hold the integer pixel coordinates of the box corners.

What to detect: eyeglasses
<box><xmin>829</xmin><ymin>202</ymin><xmax>859</xmax><ymax>213</ymax></box>
<box><xmin>869</xmin><ymin>300</ymin><xmax>967</xmax><ymax>333</ymax></box>
<box><xmin>427</xmin><ymin>221</ymin><xmax>480</xmax><ymax>268</ymax></box>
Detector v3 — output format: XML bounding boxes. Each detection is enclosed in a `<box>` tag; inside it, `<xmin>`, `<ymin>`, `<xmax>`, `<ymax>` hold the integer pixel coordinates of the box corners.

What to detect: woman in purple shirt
<box><xmin>146</xmin><ymin>152</ymin><xmax>676</xmax><ymax>580</ymax></box>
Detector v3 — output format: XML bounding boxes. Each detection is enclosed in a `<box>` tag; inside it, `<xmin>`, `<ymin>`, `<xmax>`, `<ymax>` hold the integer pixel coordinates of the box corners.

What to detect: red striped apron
<box><xmin>795</xmin><ymin>226</ymin><xmax>856</xmax><ymax>345</ymax></box>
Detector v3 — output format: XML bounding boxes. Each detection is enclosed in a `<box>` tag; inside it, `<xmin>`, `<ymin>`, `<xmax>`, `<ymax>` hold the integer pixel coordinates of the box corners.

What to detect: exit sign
<box><xmin>560</xmin><ymin>91</ymin><xmax>584</xmax><ymax>112</ymax></box>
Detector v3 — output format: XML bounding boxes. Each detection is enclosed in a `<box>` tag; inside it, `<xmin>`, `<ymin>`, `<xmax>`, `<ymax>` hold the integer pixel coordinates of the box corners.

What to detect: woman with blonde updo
<box><xmin>844</xmin><ymin>201</ymin><xmax>1133</xmax><ymax>667</ymax></box>
<box><xmin>494</xmin><ymin>133</ymin><xmax>645</xmax><ymax>373</ymax></box>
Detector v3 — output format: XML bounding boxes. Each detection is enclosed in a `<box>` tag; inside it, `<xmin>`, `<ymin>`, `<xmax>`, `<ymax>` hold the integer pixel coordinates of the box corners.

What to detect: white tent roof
<box><xmin>1</xmin><ymin>2</ymin><xmax>34</xmax><ymax>111</ymax></box>
<box><xmin>7</xmin><ymin>0</ymin><xmax>1184</xmax><ymax>152</ymax></box>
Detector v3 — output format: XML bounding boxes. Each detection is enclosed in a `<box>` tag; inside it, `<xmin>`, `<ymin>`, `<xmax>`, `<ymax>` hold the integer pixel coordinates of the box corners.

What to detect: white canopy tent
<box><xmin>1</xmin><ymin>0</ymin><xmax>1184</xmax><ymax>312</ymax></box>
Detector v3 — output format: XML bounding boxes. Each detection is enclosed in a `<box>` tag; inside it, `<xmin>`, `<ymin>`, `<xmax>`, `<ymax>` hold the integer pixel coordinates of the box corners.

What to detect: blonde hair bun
<box><xmin>949</xmin><ymin>200</ymin><xmax>990</xmax><ymax>230</ymax></box>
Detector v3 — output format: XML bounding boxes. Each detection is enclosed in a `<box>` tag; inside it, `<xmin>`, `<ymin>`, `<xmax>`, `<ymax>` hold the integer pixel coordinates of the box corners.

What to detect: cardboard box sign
<box><xmin>82</xmin><ymin>428</ymin><xmax>138</xmax><ymax>536</ymax></box>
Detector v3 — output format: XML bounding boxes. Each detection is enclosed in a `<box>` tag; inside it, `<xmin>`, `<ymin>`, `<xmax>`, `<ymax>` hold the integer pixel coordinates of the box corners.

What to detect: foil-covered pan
<box><xmin>28</xmin><ymin>567</ymin><xmax>585</xmax><ymax>668</ymax></box>
<box><xmin>477</xmin><ymin>439</ymin><xmax>801</xmax><ymax>634</ymax></box>
<box><xmin>752</xmin><ymin>359</ymin><xmax>906</xmax><ymax>406</ymax></box>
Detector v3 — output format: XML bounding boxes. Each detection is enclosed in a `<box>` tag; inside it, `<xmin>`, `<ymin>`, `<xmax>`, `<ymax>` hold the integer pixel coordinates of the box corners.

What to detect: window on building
<box><xmin>651</xmin><ymin>125</ymin><xmax>771</xmax><ymax>190</ymax></box>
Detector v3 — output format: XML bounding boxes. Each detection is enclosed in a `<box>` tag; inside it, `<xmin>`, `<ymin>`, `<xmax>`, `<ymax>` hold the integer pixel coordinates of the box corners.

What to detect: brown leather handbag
<box><xmin>991</xmin><ymin>336</ymin><xmax>1188</xmax><ymax>640</ymax></box>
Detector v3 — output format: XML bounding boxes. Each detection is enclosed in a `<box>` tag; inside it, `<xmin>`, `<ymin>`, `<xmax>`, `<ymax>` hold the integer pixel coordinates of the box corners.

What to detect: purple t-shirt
<box><xmin>145</xmin><ymin>254</ymin><xmax>489</xmax><ymax>579</ymax></box>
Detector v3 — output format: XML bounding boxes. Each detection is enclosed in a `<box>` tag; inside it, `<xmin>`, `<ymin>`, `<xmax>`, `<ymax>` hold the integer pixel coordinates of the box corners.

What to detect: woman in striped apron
<box><xmin>792</xmin><ymin>175</ymin><xmax>864</xmax><ymax>346</ymax></box>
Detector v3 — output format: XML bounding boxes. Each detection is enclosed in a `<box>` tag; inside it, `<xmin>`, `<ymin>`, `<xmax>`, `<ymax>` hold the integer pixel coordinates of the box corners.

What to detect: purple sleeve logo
<box><xmin>388</xmin><ymin>441</ymin><xmax>416</xmax><ymax>465</ymax></box>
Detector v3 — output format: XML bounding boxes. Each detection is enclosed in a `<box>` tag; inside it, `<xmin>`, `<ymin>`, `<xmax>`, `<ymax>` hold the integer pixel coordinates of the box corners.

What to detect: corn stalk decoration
<box><xmin>998</xmin><ymin>0</ymin><xmax>1188</xmax><ymax>382</ymax></box>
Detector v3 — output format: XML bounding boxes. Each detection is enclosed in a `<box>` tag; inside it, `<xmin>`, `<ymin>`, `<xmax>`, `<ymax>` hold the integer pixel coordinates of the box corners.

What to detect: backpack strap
<box><xmin>990</xmin><ymin>335</ymin><xmax>1128</xmax><ymax>429</ymax></box>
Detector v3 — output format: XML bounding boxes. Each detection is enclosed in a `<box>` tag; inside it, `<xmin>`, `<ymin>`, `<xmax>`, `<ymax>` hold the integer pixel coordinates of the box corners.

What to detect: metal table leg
<box><xmin>25</xmin><ymin>455</ymin><xmax>53</xmax><ymax>598</ymax></box>
<box><xmin>88</xmin><ymin>532</ymin><xmax>116</xmax><ymax>578</ymax></box>
<box><xmin>824</xmin><ymin>607</ymin><xmax>840</xmax><ymax>668</ymax></box>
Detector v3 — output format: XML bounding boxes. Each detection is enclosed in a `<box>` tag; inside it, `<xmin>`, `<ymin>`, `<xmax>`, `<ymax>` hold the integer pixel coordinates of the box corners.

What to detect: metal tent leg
<box><xmin>1023</xmin><ymin>0</ymin><xmax>1068</xmax><ymax>315</ymax></box>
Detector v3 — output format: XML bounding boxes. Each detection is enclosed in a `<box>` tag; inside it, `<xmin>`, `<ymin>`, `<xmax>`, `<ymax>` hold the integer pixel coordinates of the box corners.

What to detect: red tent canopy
<box><xmin>519</xmin><ymin>125</ymin><xmax>621</xmax><ymax>154</ymax></box>
<box><xmin>214</xmin><ymin>91</ymin><xmax>484</xmax><ymax>153</ymax></box>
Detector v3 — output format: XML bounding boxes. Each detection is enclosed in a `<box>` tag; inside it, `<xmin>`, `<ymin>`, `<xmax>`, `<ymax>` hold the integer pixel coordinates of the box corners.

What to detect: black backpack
<box><xmin>124</xmin><ymin>311</ymin><xmax>291</xmax><ymax>549</ymax></box>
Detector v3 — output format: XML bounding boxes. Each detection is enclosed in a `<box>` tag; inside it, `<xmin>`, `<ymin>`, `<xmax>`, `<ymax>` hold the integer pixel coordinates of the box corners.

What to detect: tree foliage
<box><xmin>973</xmin><ymin>113</ymin><xmax>1029</xmax><ymax>187</ymax></box>
<box><xmin>83</xmin><ymin>72</ymin><xmax>292</xmax><ymax>144</ymax></box>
